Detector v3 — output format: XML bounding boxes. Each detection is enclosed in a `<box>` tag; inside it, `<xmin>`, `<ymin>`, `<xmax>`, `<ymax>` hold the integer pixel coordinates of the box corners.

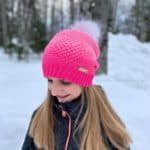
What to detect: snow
<box><xmin>0</xmin><ymin>33</ymin><xmax>150</xmax><ymax>149</ymax></box>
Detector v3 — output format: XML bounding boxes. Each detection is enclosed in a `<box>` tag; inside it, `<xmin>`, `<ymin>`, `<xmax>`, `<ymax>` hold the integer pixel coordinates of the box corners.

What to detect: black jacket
<box><xmin>22</xmin><ymin>95</ymin><xmax>128</xmax><ymax>150</ymax></box>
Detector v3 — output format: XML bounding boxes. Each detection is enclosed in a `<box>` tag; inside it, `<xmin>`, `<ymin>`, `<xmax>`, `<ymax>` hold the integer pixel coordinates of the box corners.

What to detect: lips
<box><xmin>57</xmin><ymin>95</ymin><xmax>70</xmax><ymax>99</ymax></box>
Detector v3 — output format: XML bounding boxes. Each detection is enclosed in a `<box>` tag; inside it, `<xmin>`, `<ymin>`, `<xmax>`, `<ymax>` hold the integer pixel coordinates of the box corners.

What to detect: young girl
<box><xmin>22</xmin><ymin>21</ymin><xmax>132</xmax><ymax>150</ymax></box>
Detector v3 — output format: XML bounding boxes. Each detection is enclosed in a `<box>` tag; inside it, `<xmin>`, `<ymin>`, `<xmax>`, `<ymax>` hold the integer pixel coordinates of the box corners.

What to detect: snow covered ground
<box><xmin>0</xmin><ymin>33</ymin><xmax>150</xmax><ymax>150</ymax></box>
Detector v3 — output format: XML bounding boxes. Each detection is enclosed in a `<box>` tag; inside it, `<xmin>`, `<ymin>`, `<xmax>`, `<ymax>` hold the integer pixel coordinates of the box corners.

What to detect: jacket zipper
<box><xmin>60</xmin><ymin>105</ymin><xmax>72</xmax><ymax>150</ymax></box>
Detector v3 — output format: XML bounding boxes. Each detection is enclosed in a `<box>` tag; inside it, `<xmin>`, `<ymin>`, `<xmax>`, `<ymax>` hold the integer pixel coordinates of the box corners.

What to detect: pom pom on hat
<box><xmin>70</xmin><ymin>19</ymin><xmax>101</xmax><ymax>43</ymax></box>
<box><xmin>42</xmin><ymin>20</ymin><xmax>101</xmax><ymax>87</ymax></box>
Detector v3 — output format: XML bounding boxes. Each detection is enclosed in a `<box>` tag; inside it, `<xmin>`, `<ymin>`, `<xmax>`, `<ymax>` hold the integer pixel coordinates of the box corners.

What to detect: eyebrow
<box><xmin>47</xmin><ymin>79</ymin><xmax>69</xmax><ymax>82</ymax></box>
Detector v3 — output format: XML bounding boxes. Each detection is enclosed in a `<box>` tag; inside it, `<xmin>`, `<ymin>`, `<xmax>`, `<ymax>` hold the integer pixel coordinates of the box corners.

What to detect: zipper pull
<box><xmin>59</xmin><ymin>105</ymin><xmax>67</xmax><ymax>118</ymax></box>
<box><xmin>62</xmin><ymin>110</ymin><xmax>67</xmax><ymax>118</ymax></box>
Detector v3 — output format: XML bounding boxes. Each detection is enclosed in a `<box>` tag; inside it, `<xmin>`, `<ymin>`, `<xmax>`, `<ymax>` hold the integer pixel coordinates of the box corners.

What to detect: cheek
<box><xmin>48</xmin><ymin>83</ymin><xmax>52</xmax><ymax>91</ymax></box>
<box><xmin>68</xmin><ymin>86</ymin><xmax>82</xmax><ymax>95</ymax></box>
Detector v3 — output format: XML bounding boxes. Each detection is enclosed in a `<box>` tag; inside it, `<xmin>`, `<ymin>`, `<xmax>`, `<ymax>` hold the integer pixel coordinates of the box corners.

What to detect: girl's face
<box><xmin>48</xmin><ymin>77</ymin><xmax>82</xmax><ymax>103</ymax></box>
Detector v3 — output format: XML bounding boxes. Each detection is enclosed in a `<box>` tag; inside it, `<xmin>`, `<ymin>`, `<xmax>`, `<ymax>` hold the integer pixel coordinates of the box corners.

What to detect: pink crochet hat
<box><xmin>42</xmin><ymin>23</ymin><xmax>100</xmax><ymax>87</ymax></box>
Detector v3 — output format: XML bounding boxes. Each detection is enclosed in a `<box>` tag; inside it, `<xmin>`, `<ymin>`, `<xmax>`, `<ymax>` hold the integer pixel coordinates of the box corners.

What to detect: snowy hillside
<box><xmin>0</xmin><ymin>33</ymin><xmax>150</xmax><ymax>150</ymax></box>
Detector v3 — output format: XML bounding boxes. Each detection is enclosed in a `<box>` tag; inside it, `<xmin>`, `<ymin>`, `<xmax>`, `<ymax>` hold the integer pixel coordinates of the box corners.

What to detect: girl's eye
<box><xmin>61</xmin><ymin>80</ymin><xmax>71</xmax><ymax>85</ymax></box>
<box><xmin>47</xmin><ymin>79</ymin><xmax>71</xmax><ymax>85</ymax></box>
<box><xmin>48</xmin><ymin>79</ymin><xmax>53</xmax><ymax>83</ymax></box>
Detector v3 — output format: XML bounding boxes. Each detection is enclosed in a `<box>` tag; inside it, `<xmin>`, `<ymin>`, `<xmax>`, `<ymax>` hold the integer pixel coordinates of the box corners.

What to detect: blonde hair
<box><xmin>29</xmin><ymin>85</ymin><xmax>132</xmax><ymax>150</ymax></box>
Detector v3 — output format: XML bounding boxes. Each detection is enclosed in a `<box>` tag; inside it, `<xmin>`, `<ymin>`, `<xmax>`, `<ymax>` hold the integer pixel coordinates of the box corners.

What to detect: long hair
<box><xmin>29</xmin><ymin>85</ymin><xmax>132</xmax><ymax>150</ymax></box>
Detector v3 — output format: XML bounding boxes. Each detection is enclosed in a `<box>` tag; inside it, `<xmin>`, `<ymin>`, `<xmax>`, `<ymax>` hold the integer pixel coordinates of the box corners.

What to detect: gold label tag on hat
<box><xmin>78</xmin><ymin>67</ymin><xmax>88</xmax><ymax>73</ymax></box>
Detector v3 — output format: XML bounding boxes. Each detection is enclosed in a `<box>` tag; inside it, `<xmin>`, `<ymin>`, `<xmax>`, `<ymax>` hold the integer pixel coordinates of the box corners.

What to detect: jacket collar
<box><xmin>51</xmin><ymin>94</ymin><xmax>85</xmax><ymax>119</ymax></box>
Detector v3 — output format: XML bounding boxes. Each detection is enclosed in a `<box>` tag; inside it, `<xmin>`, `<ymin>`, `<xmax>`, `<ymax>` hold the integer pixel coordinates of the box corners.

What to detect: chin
<box><xmin>58</xmin><ymin>98</ymin><xmax>72</xmax><ymax>103</ymax></box>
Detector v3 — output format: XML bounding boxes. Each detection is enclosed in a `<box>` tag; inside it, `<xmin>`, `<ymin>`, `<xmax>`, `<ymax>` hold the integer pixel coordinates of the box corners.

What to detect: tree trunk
<box><xmin>50</xmin><ymin>0</ymin><xmax>57</xmax><ymax>37</ymax></box>
<box><xmin>109</xmin><ymin>0</ymin><xmax>119</xmax><ymax>32</ymax></box>
<box><xmin>42</xmin><ymin>0</ymin><xmax>48</xmax><ymax>32</ymax></box>
<box><xmin>135</xmin><ymin>0</ymin><xmax>146</xmax><ymax>41</ymax></box>
<box><xmin>1</xmin><ymin>0</ymin><xmax>9</xmax><ymax>51</ymax></box>
<box><xmin>69</xmin><ymin>0</ymin><xmax>75</xmax><ymax>24</ymax></box>
<box><xmin>60</xmin><ymin>0</ymin><xmax>64</xmax><ymax>29</ymax></box>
